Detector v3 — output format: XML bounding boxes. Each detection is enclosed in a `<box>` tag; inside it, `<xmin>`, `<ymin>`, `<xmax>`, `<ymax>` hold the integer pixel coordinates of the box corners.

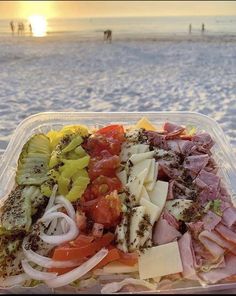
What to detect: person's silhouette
<box><xmin>10</xmin><ymin>21</ymin><xmax>15</xmax><ymax>35</ymax></box>
<box><xmin>201</xmin><ymin>23</ymin><xmax>205</xmax><ymax>34</ymax></box>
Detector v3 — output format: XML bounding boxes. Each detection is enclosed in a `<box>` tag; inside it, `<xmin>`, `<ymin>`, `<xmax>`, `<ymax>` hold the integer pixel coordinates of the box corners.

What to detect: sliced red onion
<box><xmin>55</xmin><ymin>196</ymin><xmax>76</xmax><ymax>220</ymax></box>
<box><xmin>21</xmin><ymin>260</ymin><xmax>58</xmax><ymax>281</ymax></box>
<box><xmin>0</xmin><ymin>273</ymin><xmax>30</xmax><ymax>287</ymax></box>
<box><xmin>44</xmin><ymin>248</ymin><xmax>108</xmax><ymax>288</ymax></box>
<box><xmin>39</xmin><ymin>212</ymin><xmax>79</xmax><ymax>245</ymax></box>
<box><xmin>22</xmin><ymin>246</ymin><xmax>80</xmax><ymax>269</ymax></box>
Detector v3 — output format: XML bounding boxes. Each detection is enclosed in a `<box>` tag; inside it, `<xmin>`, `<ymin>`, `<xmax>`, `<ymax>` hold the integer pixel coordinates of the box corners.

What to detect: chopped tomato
<box><xmin>75</xmin><ymin>210</ymin><xmax>87</xmax><ymax>231</ymax></box>
<box><xmin>96</xmin><ymin>125</ymin><xmax>125</xmax><ymax>143</ymax></box>
<box><xmin>118</xmin><ymin>251</ymin><xmax>138</xmax><ymax>266</ymax></box>
<box><xmin>51</xmin><ymin>232</ymin><xmax>114</xmax><ymax>262</ymax></box>
<box><xmin>94</xmin><ymin>248</ymin><xmax>120</xmax><ymax>269</ymax></box>
<box><xmin>90</xmin><ymin>191</ymin><xmax>122</xmax><ymax>228</ymax></box>
<box><xmin>71</xmin><ymin>234</ymin><xmax>94</xmax><ymax>246</ymax></box>
<box><xmin>91</xmin><ymin>176</ymin><xmax>122</xmax><ymax>197</ymax></box>
<box><xmin>84</xmin><ymin>125</ymin><xmax>125</xmax><ymax>157</ymax></box>
<box><xmin>88</xmin><ymin>152</ymin><xmax>120</xmax><ymax>181</ymax></box>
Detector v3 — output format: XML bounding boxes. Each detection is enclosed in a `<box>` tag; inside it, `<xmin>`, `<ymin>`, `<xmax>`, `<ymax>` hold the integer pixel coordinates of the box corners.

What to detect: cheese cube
<box><xmin>126</xmin><ymin>169</ymin><xmax>148</xmax><ymax>203</ymax></box>
<box><xmin>129</xmin><ymin>151</ymin><xmax>155</xmax><ymax>165</ymax></box>
<box><xmin>140</xmin><ymin>197</ymin><xmax>161</xmax><ymax>225</ymax></box>
<box><xmin>145</xmin><ymin>159</ymin><xmax>155</xmax><ymax>183</ymax></box>
<box><xmin>137</xmin><ymin>144</ymin><xmax>150</xmax><ymax>153</ymax></box>
<box><xmin>129</xmin><ymin>159</ymin><xmax>152</xmax><ymax>181</ymax></box>
<box><xmin>116</xmin><ymin>169</ymin><xmax>127</xmax><ymax>186</ymax></box>
<box><xmin>149</xmin><ymin>180</ymin><xmax>169</xmax><ymax>211</ymax></box>
<box><xmin>138</xmin><ymin>242</ymin><xmax>183</xmax><ymax>279</ymax></box>
<box><xmin>140</xmin><ymin>186</ymin><xmax>150</xmax><ymax>201</ymax></box>
<box><xmin>129</xmin><ymin>206</ymin><xmax>146</xmax><ymax>251</ymax></box>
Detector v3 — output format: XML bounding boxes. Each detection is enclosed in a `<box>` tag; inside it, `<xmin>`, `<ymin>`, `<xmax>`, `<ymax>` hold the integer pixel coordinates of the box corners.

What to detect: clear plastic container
<box><xmin>1</xmin><ymin>111</ymin><xmax>236</xmax><ymax>294</ymax></box>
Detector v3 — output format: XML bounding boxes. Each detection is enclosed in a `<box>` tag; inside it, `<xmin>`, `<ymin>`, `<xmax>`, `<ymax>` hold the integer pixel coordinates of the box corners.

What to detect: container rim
<box><xmin>2</xmin><ymin>111</ymin><xmax>236</xmax><ymax>172</ymax></box>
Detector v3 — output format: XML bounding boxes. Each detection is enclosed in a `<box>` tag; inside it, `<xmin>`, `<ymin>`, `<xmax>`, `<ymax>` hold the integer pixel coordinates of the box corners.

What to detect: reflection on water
<box><xmin>28</xmin><ymin>15</ymin><xmax>47</xmax><ymax>37</ymax></box>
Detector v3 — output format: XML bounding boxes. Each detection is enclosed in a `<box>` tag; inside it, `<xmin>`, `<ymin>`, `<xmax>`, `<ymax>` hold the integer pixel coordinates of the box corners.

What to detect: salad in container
<box><xmin>1</xmin><ymin>112</ymin><xmax>236</xmax><ymax>294</ymax></box>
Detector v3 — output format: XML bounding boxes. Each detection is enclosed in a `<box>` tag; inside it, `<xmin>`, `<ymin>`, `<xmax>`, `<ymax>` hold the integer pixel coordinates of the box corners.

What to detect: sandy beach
<box><xmin>0</xmin><ymin>33</ymin><xmax>236</xmax><ymax>155</ymax></box>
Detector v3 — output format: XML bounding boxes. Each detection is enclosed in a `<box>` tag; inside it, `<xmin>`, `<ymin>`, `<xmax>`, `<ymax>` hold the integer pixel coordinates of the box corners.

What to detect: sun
<box><xmin>28</xmin><ymin>15</ymin><xmax>47</xmax><ymax>37</ymax></box>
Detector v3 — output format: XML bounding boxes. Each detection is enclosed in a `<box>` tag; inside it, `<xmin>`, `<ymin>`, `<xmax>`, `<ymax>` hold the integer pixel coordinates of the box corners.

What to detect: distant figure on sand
<box><xmin>18</xmin><ymin>22</ymin><xmax>24</xmax><ymax>35</ymax></box>
<box><xmin>201</xmin><ymin>23</ymin><xmax>205</xmax><ymax>34</ymax></box>
<box><xmin>10</xmin><ymin>21</ymin><xmax>15</xmax><ymax>35</ymax></box>
<box><xmin>189</xmin><ymin>24</ymin><xmax>192</xmax><ymax>34</ymax></box>
<box><xmin>104</xmin><ymin>29</ymin><xmax>112</xmax><ymax>43</ymax></box>
<box><xmin>29</xmin><ymin>23</ymin><xmax>32</xmax><ymax>35</ymax></box>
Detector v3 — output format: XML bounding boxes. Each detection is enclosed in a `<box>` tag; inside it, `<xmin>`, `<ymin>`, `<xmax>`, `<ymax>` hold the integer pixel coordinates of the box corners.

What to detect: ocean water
<box><xmin>0</xmin><ymin>15</ymin><xmax>236</xmax><ymax>37</ymax></box>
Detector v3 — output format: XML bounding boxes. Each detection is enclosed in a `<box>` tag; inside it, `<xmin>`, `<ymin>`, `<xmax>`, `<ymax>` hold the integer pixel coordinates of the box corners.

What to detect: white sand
<box><xmin>0</xmin><ymin>34</ymin><xmax>236</xmax><ymax>154</ymax></box>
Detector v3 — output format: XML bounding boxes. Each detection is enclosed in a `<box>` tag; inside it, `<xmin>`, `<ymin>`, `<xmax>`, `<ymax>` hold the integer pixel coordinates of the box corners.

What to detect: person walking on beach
<box><xmin>29</xmin><ymin>23</ymin><xmax>32</xmax><ymax>35</ymax></box>
<box><xmin>104</xmin><ymin>29</ymin><xmax>112</xmax><ymax>43</ymax></box>
<box><xmin>201</xmin><ymin>23</ymin><xmax>205</xmax><ymax>34</ymax></box>
<box><xmin>10</xmin><ymin>21</ymin><xmax>15</xmax><ymax>35</ymax></box>
<box><xmin>189</xmin><ymin>24</ymin><xmax>192</xmax><ymax>34</ymax></box>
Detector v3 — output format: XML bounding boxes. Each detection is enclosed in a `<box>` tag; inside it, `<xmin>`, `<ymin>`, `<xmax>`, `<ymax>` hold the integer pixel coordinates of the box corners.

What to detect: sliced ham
<box><xmin>198</xmin><ymin>234</ymin><xmax>225</xmax><ymax>259</ymax></box>
<box><xmin>215</xmin><ymin>223</ymin><xmax>236</xmax><ymax>244</ymax></box>
<box><xmin>198</xmin><ymin>254</ymin><xmax>236</xmax><ymax>284</ymax></box>
<box><xmin>162</xmin><ymin>209</ymin><xmax>179</xmax><ymax>230</ymax></box>
<box><xmin>153</xmin><ymin>217</ymin><xmax>181</xmax><ymax>245</ymax></box>
<box><xmin>187</xmin><ymin>221</ymin><xmax>204</xmax><ymax>238</ymax></box>
<box><xmin>202</xmin><ymin>211</ymin><xmax>221</xmax><ymax>231</ymax></box>
<box><xmin>198</xmin><ymin>230</ymin><xmax>236</xmax><ymax>256</ymax></box>
<box><xmin>159</xmin><ymin>164</ymin><xmax>181</xmax><ymax>180</ymax></box>
<box><xmin>192</xmin><ymin>132</ymin><xmax>214</xmax><ymax>151</ymax></box>
<box><xmin>167</xmin><ymin>180</ymin><xmax>175</xmax><ymax>200</ymax></box>
<box><xmin>194</xmin><ymin>170</ymin><xmax>220</xmax><ymax>201</ymax></box>
<box><xmin>163</xmin><ymin>122</ymin><xmax>185</xmax><ymax>133</ymax></box>
<box><xmin>166</xmin><ymin>140</ymin><xmax>181</xmax><ymax>153</ymax></box>
<box><xmin>177</xmin><ymin>140</ymin><xmax>195</xmax><ymax>155</ymax></box>
<box><xmin>222</xmin><ymin>207</ymin><xmax>236</xmax><ymax>227</ymax></box>
<box><xmin>145</xmin><ymin>131</ymin><xmax>168</xmax><ymax>150</ymax></box>
<box><xmin>183</xmin><ymin>155</ymin><xmax>209</xmax><ymax>176</ymax></box>
<box><xmin>178</xmin><ymin>232</ymin><xmax>199</xmax><ymax>280</ymax></box>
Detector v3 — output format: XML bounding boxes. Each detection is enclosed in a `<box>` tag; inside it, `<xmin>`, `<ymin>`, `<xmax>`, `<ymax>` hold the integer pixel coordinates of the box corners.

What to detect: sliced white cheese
<box><xmin>139</xmin><ymin>224</ymin><xmax>152</xmax><ymax>248</ymax></box>
<box><xmin>145</xmin><ymin>163</ymin><xmax>158</xmax><ymax>191</ymax></box>
<box><xmin>120</xmin><ymin>144</ymin><xmax>139</xmax><ymax>162</ymax></box>
<box><xmin>103</xmin><ymin>262</ymin><xmax>139</xmax><ymax>274</ymax></box>
<box><xmin>129</xmin><ymin>151</ymin><xmax>155</xmax><ymax>165</ymax></box>
<box><xmin>138</xmin><ymin>242</ymin><xmax>183</xmax><ymax>279</ymax></box>
<box><xmin>115</xmin><ymin>215</ymin><xmax>128</xmax><ymax>253</ymax></box>
<box><xmin>137</xmin><ymin>144</ymin><xmax>150</xmax><ymax>153</ymax></box>
<box><xmin>140</xmin><ymin>197</ymin><xmax>162</xmax><ymax>225</ymax></box>
<box><xmin>129</xmin><ymin>159</ymin><xmax>152</xmax><ymax>181</ymax></box>
<box><xmin>144</xmin><ymin>159</ymin><xmax>155</xmax><ymax>184</ymax></box>
<box><xmin>149</xmin><ymin>180</ymin><xmax>169</xmax><ymax>211</ymax></box>
<box><xmin>126</xmin><ymin>169</ymin><xmax>148</xmax><ymax>203</ymax></box>
<box><xmin>138</xmin><ymin>198</ymin><xmax>162</xmax><ymax>247</ymax></box>
<box><xmin>129</xmin><ymin>206</ymin><xmax>146</xmax><ymax>252</ymax></box>
<box><xmin>116</xmin><ymin>169</ymin><xmax>127</xmax><ymax>187</ymax></box>
<box><xmin>140</xmin><ymin>186</ymin><xmax>150</xmax><ymax>201</ymax></box>
<box><xmin>165</xmin><ymin>199</ymin><xmax>193</xmax><ymax>220</ymax></box>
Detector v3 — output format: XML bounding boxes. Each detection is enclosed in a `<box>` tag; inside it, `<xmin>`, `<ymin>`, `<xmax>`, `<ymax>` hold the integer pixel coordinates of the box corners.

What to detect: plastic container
<box><xmin>1</xmin><ymin>111</ymin><xmax>236</xmax><ymax>294</ymax></box>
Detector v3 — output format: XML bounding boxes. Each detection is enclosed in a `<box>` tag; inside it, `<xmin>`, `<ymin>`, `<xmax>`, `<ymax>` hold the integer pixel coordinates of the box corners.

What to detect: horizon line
<box><xmin>1</xmin><ymin>14</ymin><xmax>236</xmax><ymax>20</ymax></box>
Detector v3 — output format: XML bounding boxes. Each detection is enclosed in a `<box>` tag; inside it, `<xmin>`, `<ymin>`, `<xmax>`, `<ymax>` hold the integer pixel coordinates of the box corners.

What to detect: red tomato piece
<box><xmin>51</xmin><ymin>232</ymin><xmax>114</xmax><ymax>262</ymax></box>
<box><xmin>88</xmin><ymin>153</ymin><xmax>120</xmax><ymax>181</ymax></box>
<box><xmin>118</xmin><ymin>251</ymin><xmax>138</xmax><ymax>266</ymax></box>
<box><xmin>90</xmin><ymin>190</ymin><xmax>122</xmax><ymax>228</ymax></box>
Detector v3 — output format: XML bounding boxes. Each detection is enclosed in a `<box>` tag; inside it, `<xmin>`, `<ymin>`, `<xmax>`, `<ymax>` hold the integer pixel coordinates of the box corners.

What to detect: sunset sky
<box><xmin>0</xmin><ymin>1</ymin><xmax>236</xmax><ymax>19</ymax></box>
